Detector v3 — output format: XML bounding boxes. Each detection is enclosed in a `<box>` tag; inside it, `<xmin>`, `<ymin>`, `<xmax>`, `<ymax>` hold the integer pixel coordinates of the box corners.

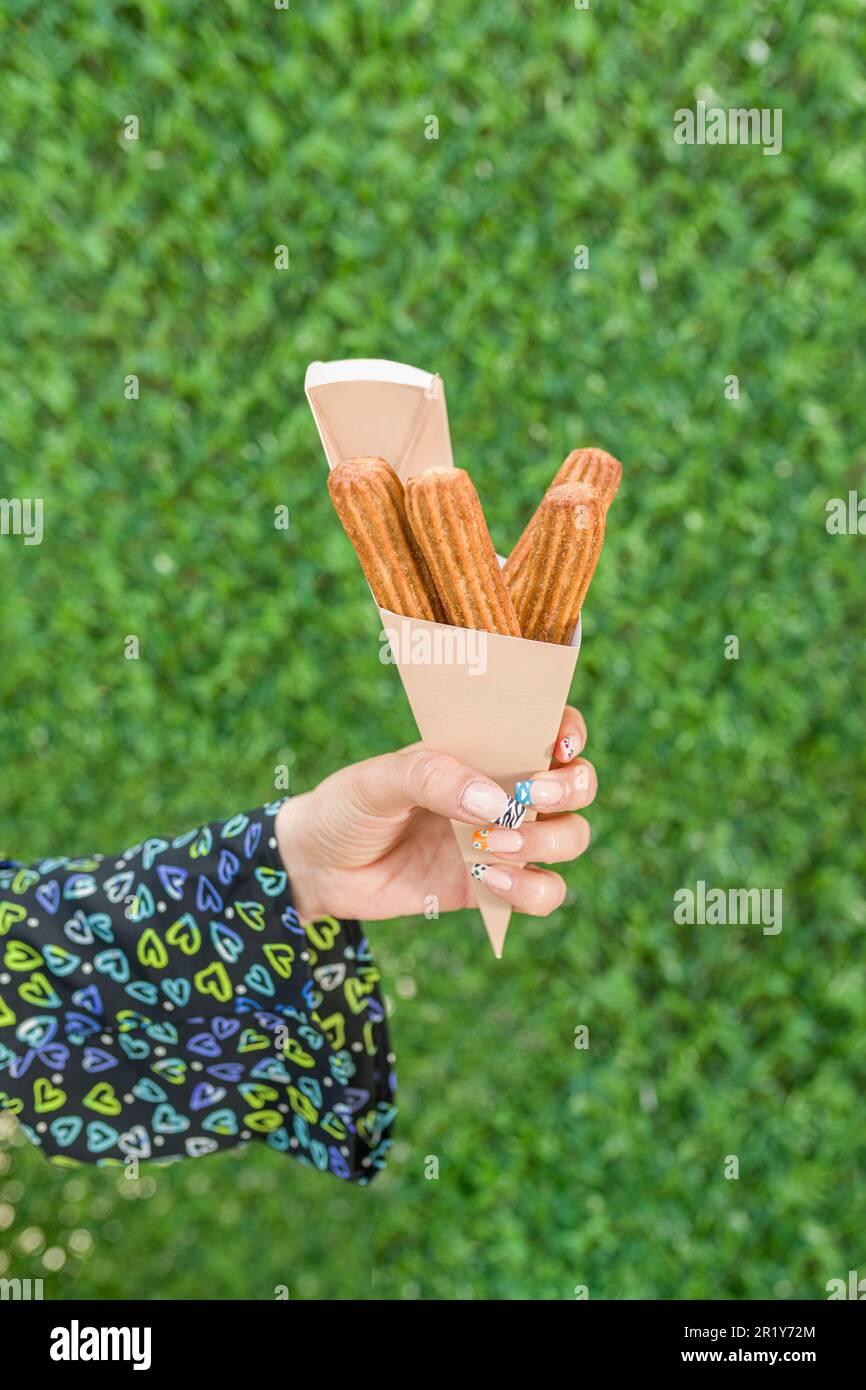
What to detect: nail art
<box><xmin>472</xmin><ymin>825</ymin><xmax>524</xmax><ymax>855</ymax></box>
<box><xmin>470</xmin><ymin>786</ymin><xmax>529</xmax><ymax>877</ymax></box>
<box><xmin>513</xmin><ymin>778</ymin><xmax>564</xmax><ymax>808</ymax></box>
<box><xmin>470</xmin><ymin>863</ymin><xmax>512</xmax><ymax>891</ymax></box>
<box><xmin>559</xmin><ymin>735</ymin><xmax>576</xmax><ymax>761</ymax></box>
<box><xmin>495</xmin><ymin>796</ymin><xmax>527</xmax><ymax>830</ymax></box>
<box><xmin>525</xmin><ymin>778</ymin><xmax>563</xmax><ymax>807</ymax></box>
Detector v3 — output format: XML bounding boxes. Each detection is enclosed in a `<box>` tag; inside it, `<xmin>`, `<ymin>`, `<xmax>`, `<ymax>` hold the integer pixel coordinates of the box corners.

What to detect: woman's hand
<box><xmin>275</xmin><ymin>706</ymin><xmax>596</xmax><ymax>923</ymax></box>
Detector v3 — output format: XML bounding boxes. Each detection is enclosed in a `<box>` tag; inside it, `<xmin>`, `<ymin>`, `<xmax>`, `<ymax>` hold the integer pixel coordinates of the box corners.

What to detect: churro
<box><xmin>404</xmin><ymin>468</ymin><xmax>521</xmax><ymax>637</ymax></box>
<box><xmin>512</xmin><ymin>483</ymin><xmax>604</xmax><ymax>644</ymax></box>
<box><xmin>328</xmin><ymin>457</ymin><xmax>446</xmax><ymax>623</ymax></box>
<box><xmin>503</xmin><ymin>447</ymin><xmax>621</xmax><ymax>594</ymax></box>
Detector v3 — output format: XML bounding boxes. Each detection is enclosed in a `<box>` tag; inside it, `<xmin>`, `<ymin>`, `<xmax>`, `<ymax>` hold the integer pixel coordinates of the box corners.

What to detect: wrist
<box><xmin>275</xmin><ymin>794</ymin><xmax>323</xmax><ymax>922</ymax></box>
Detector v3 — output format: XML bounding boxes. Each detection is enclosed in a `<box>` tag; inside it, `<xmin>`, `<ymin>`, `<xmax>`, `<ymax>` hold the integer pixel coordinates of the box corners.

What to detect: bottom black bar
<box><xmin>2</xmin><ymin>1295</ymin><xmax>862</xmax><ymax>1373</ymax></box>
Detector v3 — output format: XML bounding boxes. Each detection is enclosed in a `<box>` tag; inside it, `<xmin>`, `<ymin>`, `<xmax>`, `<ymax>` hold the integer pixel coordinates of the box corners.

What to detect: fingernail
<box><xmin>461</xmin><ymin>780</ymin><xmax>509</xmax><ymax>822</ymax></box>
<box><xmin>495</xmin><ymin>796</ymin><xmax>527</xmax><ymax>830</ymax></box>
<box><xmin>557</xmin><ymin>735</ymin><xmax>577</xmax><ymax>762</ymax></box>
<box><xmin>471</xmin><ymin>864</ymin><xmax>513</xmax><ymax>892</ymax></box>
<box><xmin>515</xmin><ymin>778</ymin><xmax>564</xmax><ymax>808</ymax></box>
<box><xmin>470</xmin><ymin>826</ymin><xmax>524</xmax><ymax>854</ymax></box>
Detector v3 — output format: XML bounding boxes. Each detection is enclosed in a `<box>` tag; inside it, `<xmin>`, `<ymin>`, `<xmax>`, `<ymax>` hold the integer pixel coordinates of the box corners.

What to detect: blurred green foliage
<box><xmin>1</xmin><ymin>0</ymin><xmax>865</xmax><ymax>1300</ymax></box>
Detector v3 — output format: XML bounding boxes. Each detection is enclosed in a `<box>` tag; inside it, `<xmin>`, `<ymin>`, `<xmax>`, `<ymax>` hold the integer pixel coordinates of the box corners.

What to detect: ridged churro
<box><xmin>503</xmin><ymin>447</ymin><xmax>621</xmax><ymax>595</ymax></box>
<box><xmin>328</xmin><ymin>457</ymin><xmax>446</xmax><ymax>623</ymax></box>
<box><xmin>404</xmin><ymin>468</ymin><xmax>521</xmax><ymax>637</ymax></box>
<box><xmin>567</xmin><ymin>447</ymin><xmax>622</xmax><ymax>511</ymax></box>
<box><xmin>513</xmin><ymin>483</ymin><xmax>605</xmax><ymax>644</ymax></box>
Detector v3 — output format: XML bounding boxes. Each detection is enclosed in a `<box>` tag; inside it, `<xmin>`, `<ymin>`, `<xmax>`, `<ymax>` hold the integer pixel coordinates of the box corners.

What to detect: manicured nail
<box><xmin>515</xmin><ymin>778</ymin><xmax>565</xmax><ymax>808</ymax></box>
<box><xmin>471</xmin><ymin>826</ymin><xmax>524</xmax><ymax>854</ymax></box>
<box><xmin>470</xmin><ymin>864</ymin><xmax>513</xmax><ymax>892</ymax></box>
<box><xmin>557</xmin><ymin>735</ymin><xmax>577</xmax><ymax>762</ymax></box>
<box><xmin>496</xmin><ymin>796</ymin><xmax>527</xmax><ymax>830</ymax></box>
<box><xmin>461</xmin><ymin>780</ymin><xmax>509</xmax><ymax>822</ymax></box>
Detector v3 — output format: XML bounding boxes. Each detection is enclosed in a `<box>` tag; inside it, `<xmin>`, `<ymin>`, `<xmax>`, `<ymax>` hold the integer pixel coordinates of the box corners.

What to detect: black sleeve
<box><xmin>0</xmin><ymin>798</ymin><xmax>395</xmax><ymax>1184</ymax></box>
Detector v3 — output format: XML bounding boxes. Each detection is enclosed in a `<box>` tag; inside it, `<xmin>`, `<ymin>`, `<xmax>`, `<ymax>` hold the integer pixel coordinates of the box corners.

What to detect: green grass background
<box><xmin>1</xmin><ymin>0</ymin><xmax>864</xmax><ymax>1300</ymax></box>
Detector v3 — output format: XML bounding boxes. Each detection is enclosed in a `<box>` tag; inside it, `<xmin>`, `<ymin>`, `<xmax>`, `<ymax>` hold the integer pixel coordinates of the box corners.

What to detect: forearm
<box><xmin>0</xmin><ymin>798</ymin><xmax>395</xmax><ymax>1179</ymax></box>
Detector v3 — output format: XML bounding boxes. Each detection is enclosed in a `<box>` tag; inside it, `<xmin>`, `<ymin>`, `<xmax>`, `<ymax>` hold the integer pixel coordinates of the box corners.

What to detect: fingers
<box><xmin>552</xmin><ymin>705</ymin><xmax>587</xmax><ymax>765</ymax></box>
<box><xmin>475</xmin><ymin>814</ymin><xmax>591</xmax><ymax>865</ymax></box>
<box><xmin>350</xmin><ymin>746</ymin><xmax>510</xmax><ymax>827</ymax></box>
<box><xmin>473</xmin><ymin>864</ymin><xmax>566</xmax><ymax>916</ymax></box>
<box><xmin>511</xmin><ymin>759</ymin><xmax>597</xmax><ymax>815</ymax></box>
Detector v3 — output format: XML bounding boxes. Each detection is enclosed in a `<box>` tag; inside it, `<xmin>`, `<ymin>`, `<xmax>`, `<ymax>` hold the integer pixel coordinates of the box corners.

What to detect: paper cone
<box><xmin>305</xmin><ymin>358</ymin><xmax>581</xmax><ymax>956</ymax></box>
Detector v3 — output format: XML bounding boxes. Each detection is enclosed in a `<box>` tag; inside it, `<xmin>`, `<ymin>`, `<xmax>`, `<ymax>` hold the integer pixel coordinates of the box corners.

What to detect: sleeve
<box><xmin>0</xmin><ymin>798</ymin><xmax>396</xmax><ymax>1183</ymax></box>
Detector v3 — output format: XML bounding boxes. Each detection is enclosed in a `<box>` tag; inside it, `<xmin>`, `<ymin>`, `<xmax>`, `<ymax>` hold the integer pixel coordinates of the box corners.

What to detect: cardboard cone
<box><xmin>305</xmin><ymin>359</ymin><xmax>581</xmax><ymax>956</ymax></box>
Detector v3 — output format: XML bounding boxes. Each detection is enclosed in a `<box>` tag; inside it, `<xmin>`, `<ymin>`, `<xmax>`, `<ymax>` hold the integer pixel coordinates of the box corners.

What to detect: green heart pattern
<box><xmin>0</xmin><ymin>801</ymin><xmax>395</xmax><ymax>1182</ymax></box>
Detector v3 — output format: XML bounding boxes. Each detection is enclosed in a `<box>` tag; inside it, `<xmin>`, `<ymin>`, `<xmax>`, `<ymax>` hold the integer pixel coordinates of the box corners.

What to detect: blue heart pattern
<box><xmin>0</xmin><ymin>802</ymin><xmax>395</xmax><ymax>1183</ymax></box>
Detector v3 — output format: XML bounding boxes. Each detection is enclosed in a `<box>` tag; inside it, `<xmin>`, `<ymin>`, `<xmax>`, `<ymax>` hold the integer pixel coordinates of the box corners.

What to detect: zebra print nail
<box><xmin>470</xmin><ymin>786</ymin><xmax>528</xmax><ymax>882</ymax></box>
<box><xmin>495</xmin><ymin>796</ymin><xmax>527</xmax><ymax>830</ymax></box>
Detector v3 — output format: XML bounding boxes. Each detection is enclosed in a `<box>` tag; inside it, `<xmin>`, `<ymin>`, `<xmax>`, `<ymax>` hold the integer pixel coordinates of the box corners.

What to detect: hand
<box><xmin>275</xmin><ymin>706</ymin><xmax>596</xmax><ymax>923</ymax></box>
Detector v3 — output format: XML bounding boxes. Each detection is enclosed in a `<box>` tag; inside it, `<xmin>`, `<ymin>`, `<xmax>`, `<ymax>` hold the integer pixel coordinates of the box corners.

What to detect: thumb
<box><xmin>348</xmin><ymin>746</ymin><xmax>511</xmax><ymax>827</ymax></box>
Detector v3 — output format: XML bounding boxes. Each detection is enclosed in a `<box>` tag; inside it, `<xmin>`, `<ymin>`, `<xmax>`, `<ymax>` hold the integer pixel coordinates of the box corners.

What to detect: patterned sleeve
<box><xmin>0</xmin><ymin>799</ymin><xmax>396</xmax><ymax>1183</ymax></box>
